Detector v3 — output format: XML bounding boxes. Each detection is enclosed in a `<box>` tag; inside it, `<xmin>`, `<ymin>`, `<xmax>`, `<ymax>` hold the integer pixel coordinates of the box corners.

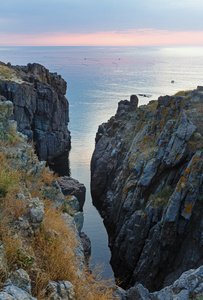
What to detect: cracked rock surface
<box><xmin>91</xmin><ymin>89</ymin><xmax>203</xmax><ymax>291</ymax></box>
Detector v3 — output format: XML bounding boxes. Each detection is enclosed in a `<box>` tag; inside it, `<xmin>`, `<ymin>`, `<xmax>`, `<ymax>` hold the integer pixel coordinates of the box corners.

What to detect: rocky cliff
<box><xmin>91</xmin><ymin>88</ymin><xmax>203</xmax><ymax>292</ymax></box>
<box><xmin>0</xmin><ymin>62</ymin><xmax>70</xmax><ymax>162</ymax></box>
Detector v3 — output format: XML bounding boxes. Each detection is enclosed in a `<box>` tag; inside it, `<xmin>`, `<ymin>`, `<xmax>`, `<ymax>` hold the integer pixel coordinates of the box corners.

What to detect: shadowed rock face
<box><xmin>91</xmin><ymin>91</ymin><xmax>203</xmax><ymax>291</ymax></box>
<box><xmin>0</xmin><ymin>63</ymin><xmax>70</xmax><ymax>162</ymax></box>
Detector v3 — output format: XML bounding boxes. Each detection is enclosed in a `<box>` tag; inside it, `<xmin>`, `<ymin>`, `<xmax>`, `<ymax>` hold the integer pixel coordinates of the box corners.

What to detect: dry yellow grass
<box><xmin>41</xmin><ymin>167</ymin><xmax>59</xmax><ymax>186</ymax></box>
<box><xmin>0</xmin><ymin>225</ymin><xmax>21</xmax><ymax>269</ymax></box>
<box><xmin>0</xmin><ymin>140</ymin><xmax>114</xmax><ymax>299</ymax></box>
<box><xmin>32</xmin><ymin>201</ymin><xmax>114</xmax><ymax>299</ymax></box>
<box><xmin>0</xmin><ymin>152</ymin><xmax>22</xmax><ymax>198</ymax></box>
<box><xmin>3</xmin><ymin>192</ymin><xmax>27</xmax><ymax>220</ymax></box>
<box><xmin>0</xmin><ymin>65</ymin><xmax>23</xmax><ymax>83</ymax></box>
<box><xmin>174</xmin><ymin>90</ymin><xmax>192</xmax><ymax>96</ymax></box>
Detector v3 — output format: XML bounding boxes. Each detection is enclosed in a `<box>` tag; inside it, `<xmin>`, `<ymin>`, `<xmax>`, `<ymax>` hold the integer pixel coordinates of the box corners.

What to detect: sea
<box><xmin>0</xmin><ymin>46</ymin><xmax>203</xmax><ymax>280</ymax></box>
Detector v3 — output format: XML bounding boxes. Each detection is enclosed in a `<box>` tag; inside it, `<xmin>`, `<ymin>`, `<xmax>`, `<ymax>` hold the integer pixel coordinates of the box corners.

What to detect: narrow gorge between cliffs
<box><xmin>1</xmin><ymin>46</ymin><xmax>203</xmax><ymax>283</ymax></box>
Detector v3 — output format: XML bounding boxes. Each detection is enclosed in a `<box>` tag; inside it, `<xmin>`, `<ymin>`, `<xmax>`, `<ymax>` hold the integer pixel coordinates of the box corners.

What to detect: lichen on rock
<box><xmin>91</xmin><ymin>89</ymin><xmax>203</xmax><ymax>292</ymax></box>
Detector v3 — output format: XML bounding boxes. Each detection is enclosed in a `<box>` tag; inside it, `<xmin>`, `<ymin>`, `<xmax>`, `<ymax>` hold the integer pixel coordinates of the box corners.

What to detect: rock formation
<box><xmin>0</xmin><ymin>62</ymin><xmax>70</xmax><ymax>162</ymax></box>
<box><xmin>112</xmin><ymin>265</ymin><xmax>203</xmax><ymax>299</ymax></box>
<box><xmin>91</xmin><ymin>88</ymin><xmax>203</xmax><ymax>292</ymax></box>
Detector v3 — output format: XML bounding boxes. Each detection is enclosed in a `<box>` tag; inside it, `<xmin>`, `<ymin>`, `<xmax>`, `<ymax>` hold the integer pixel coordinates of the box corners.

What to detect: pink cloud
<box><xmin>1</xmin><ymin>29</ymin><xmax>203</xmax><ymax>46</ymax></box>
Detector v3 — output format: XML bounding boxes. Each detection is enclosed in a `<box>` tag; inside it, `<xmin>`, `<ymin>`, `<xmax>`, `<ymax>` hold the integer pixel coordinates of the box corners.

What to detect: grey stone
<box><xmin>29</xmin><ymin>197</ymin><xmax>44</xmax><ymax>230</ymax></box>
<box><xmin>111</xmin><ymin>285</ymin><xmax>127</xmax><ymax>300</ymax></box>
<box><xmin>46</xmin><ymin>280</ymin><xmax>76</xmax><ymax>300</ymax></box>
<box><xmin>79</xmin><ymin>232</ymin><xmax>91</xmax><ymax>261</ymax></box>
<box><xmin>1</xmin><ymin>269</ymin><xmax>36</xmax><ymax>299</ymax></box>
<box><xmin>0</xmin><ymin>286</ymin><xmax>36</xmax><ymax>300</ymax></box>
<box><xmin>151</xmin><ymin>266</ymin><xmax>203</xmax><ymax>300</ymax></box>
<box><xmin>0</xmin><ymin>292</ymin><xmax>15</xmax><ymax>299</ymax></box>
<box><xmin>73</xmin><ymin>212</ymin><xmax>84</xmax><ymax>233</ymax></box>
<box><xmin>116</xmin><ymin>95</ymin><xmax>138</xmax><ymax>115</ymax></box>
<box><xmin>59</xmin><ymin>177</ymin><xmax>86</xmax><ymax>211</ymax></box>
<box><xmin>127</xmin><ymin>284</ymin><xmax>151</xmax><ymax>300</ymax></box>
<box><xmin>163</xmin><ymin>111</ymin><xmax>196</xmax><ymax>167</ymax></box>
<box><xmin>5</xmin><ymin>269</ymin><xmax>31</xmax><ymax>294</ymax></box>
<box><xmin>65</xmin><ymin>196</ymin><xmax>80</xmax><ymax>215</ymax></box>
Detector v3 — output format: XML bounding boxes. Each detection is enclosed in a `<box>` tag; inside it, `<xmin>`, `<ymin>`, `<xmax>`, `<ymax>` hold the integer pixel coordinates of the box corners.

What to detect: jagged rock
<box><xmin>0</xmin><ymin>286</ymin><xmax>36</xmax><ymax>300</ymax></box>
<box><xmin>59</xmin><ymin>177</ymin><xmax>86</xmax><ymax>211</ymax></box>
<box><xmin>64</xmin><ymin>196</ymin><xmax>80</xmax><ymax>215</ymax></box>
<box><xmin>63</xmin><ymin>213</ymin><xmax>85</xmax><ymax>271</ymax></box>
<box><xmin>0</xmin><ymin>269</ymin><xmax>36</xmax><ymax>299</ymax></box>
<box><xmin>42</xmin><ymin>178</ymin><xmax>65</xmax><ymax>207</ymax></box>
<box><xmin>0</xmin><ymin>241</ymin><xmax>8</xmax><ymax>280</ymax></box>
<box><xmin>116</xmin><ymin>95</ymin><xmax>138</xmax><ymax>116</ymax></box>
<box><xmin>63</xmin><ymin>212</ymin><xmax>84</xmax><ymax>234</ymax></box>
<box><xmin>91</xmin><ymin>89</ymin><xmax>203</xmax><ymax>291</ymax></box>
<box><xmin>0</xmin><ymin>292</ymin><xmax>15</xmax><ymax>299</ymax></box>
<box><xmin>46</xmin><ymin>280</ymin><xmax>76</xmax><ymax>300</ymax></box>
<box><xmin>127</xmin><ymin>284</ymin><xmax>150</xmax><ymax>300</ymax></box>
<box><xmin>112</xmin><ymin>285</ymin><xmax>127</xmax><ymax>300</ymax></box>
<box><xmin>29</xmin><ymin>197</ymin><xmax>44</xmax><ymax>231</ymax></box>
<box><xmin>151</xmin><ymin>266</ymin><xmax>203</xmax><ymax>300</ymax></box>
<box><xmin>0</xmin><ymin>63</ymin><xmax>70</xmax><ymax>161</ymax></box>
<box><xmin>5</xmin><ymin>269</ymin><xmax>31</xmax><ymax>294</ymax></box>
<box><xmin>73</xmin><ymin>212</ymin><xmax>84</xmax><ymax>233</ymax></box>
<box><xmin>79</xmin><ymin>232</ymin><xmax>91</xmax><ymax>261</ymax></box>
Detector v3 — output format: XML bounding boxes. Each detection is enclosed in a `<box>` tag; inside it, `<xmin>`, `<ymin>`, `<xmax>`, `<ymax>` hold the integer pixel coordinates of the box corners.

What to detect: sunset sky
<box><xmin>1</xmin><ymin>0</ymin><xmax>203</xmax><ymax>46</ymax></box>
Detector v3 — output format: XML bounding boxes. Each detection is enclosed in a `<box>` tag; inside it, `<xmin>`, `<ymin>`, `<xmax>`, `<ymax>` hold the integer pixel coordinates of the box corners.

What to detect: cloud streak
<box><xmin>1</xmin><ymin>29</ymin><xmax>203</xmax><ymax>46</ymax></box>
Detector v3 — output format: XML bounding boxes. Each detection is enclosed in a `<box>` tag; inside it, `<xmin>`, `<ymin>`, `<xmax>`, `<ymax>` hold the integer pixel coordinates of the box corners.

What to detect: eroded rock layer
<box><xmin>0</xmin><ymin>62</ymin><xmax>70</xmax><ymax>161</ymax></box>
<box><xmin>91</xmin><ymin>89</ymin><xmax>203</xmax><ymax>291</ymax></box>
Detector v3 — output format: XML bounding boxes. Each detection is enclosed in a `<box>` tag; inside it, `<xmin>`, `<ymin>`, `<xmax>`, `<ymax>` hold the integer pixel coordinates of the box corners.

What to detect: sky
<box><xmin>0</xmin><ymin>0</ymin><xmax>203</xmax><ymax>46</ymax></box>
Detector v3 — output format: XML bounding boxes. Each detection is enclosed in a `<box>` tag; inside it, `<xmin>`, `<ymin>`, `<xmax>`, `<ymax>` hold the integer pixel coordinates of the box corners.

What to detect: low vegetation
<box><xmin>0</xmin><ymin>136</ymin><xmax>114</xmax><ymax>299</ymax></box>
<box><xmin>0</xmin><ymin>64</ymin><xmax>23</xmax><ymax>83</ymax></box>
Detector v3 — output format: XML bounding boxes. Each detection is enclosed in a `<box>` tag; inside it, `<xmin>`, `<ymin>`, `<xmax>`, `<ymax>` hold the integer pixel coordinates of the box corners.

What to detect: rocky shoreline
<box><xmin>91</xmin><ymin>89</ymin><xmax>203</xmax><ymax>295</ymax></box>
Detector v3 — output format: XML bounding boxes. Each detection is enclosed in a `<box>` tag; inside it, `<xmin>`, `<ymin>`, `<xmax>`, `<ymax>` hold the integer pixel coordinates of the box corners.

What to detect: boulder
<box><xmin>79</xmin><ymin>232</ymin><xmax>91</xmax><ymax>261</ymax></box>
<box><xmin>116</xmin><ymin>95</ymin><xmax>138</xmax><ymax>116</ymax></box>
<box><xmin>0</xmin><ymin>269</ymin><xmax>36</xmax><ymax>300</ymax></box>
<box><xmin>46</xmin><ymin>280</ymin><xmax>76</xmax><ymax>300</ymax></box>
<box><xmin>59</xmin><ymin>177</ymin><xmax>86</xmax><ymax>211</ymax></box>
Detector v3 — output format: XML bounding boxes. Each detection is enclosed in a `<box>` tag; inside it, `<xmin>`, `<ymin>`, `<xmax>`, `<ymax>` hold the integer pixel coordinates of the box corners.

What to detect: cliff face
<box><xmin>91</xmin><ymin>89</ymin><xmax>203</xmax><ymax>291</ymax></box>
<box><xmin>0</xmin><ymin>62</ymin><xmax>70</xmax><ymax>161</ymax></box>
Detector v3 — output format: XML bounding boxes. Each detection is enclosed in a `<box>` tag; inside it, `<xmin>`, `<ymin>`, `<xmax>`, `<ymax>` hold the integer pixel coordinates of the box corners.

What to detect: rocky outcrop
<box><xmin>113</xmin><ymin>265</ymin><xmax>203</xmax><ymax>300</ymax></box>
<box><xmin>46</xmin><ymin>280</ymin><xmax>76</xmax><ymax>300</ymax></box>
<box><xmin>91</xmin><ymin>89</ymin><xmax>203</xmax><ymax>291</ymax></box>
<box><xmin>0</xmin><ymin>62</ymin><xmax>70</xmax><ymax>161</ymax></box>
<box><xmin>0</xmin><ymin>269</ymin><xmax>37</xmax><ymax>299</ymax></box>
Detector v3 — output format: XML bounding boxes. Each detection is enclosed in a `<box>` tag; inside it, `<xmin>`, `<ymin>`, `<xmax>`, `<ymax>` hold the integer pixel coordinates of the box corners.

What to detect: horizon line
<box><xmin>1</xmin><ymin>29</ymin><xmax>203</xmax><ymax>47</ymax></box>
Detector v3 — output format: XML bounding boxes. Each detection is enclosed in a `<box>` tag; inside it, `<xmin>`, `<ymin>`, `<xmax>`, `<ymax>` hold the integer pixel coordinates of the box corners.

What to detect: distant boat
<box><xmin>171</xmin><ymin>80</ymin><xmax>175</xmax><ymax>83</ymax></box>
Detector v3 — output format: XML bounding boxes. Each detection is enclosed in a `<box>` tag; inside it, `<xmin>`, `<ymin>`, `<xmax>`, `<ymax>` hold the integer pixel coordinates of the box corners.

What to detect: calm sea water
<box><xmin>1</xmin><ymin>46</ymin><xmax>203</xmax><ymax>279</ymax></box>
